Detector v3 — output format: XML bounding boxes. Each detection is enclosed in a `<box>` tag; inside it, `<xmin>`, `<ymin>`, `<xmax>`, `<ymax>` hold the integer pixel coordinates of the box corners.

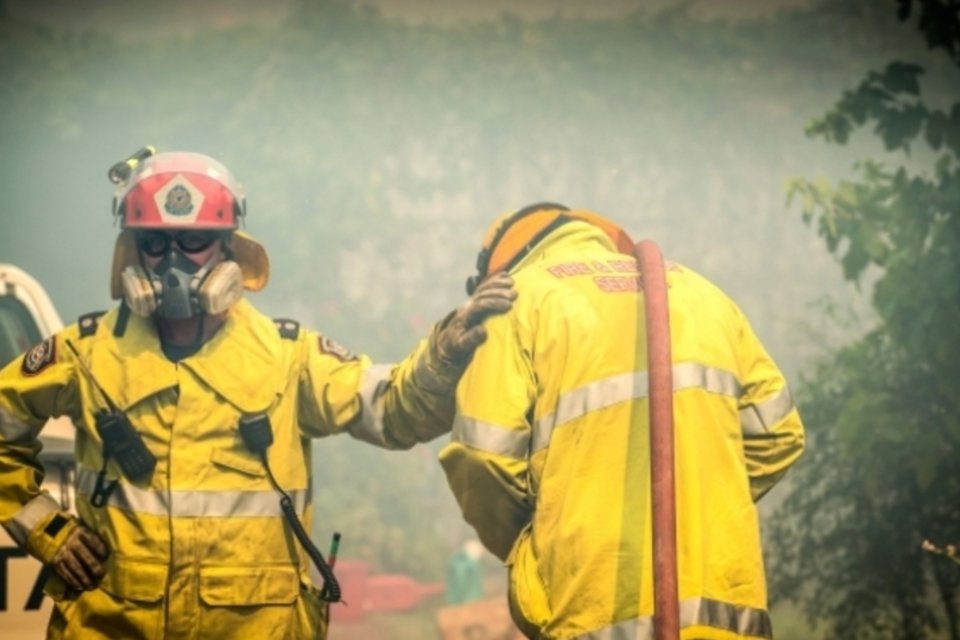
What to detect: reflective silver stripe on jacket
<box><xmin>572</xmin><ymin>596</ymin><xmax>772</xmax><ymax>639</ymax></box>
<box><xmin>0</xmin><ymin>405</ymin><xmax>34</xmax><ymax>441</ymax></box>
<box><xmin>740</xmin><ymin>385</ymin><xmax>795</xmax><ymax>436</ymax></box>
<box><xmin>453</xmin><ymin>363</ymin><xmax>792</xmax><ymax>458</ymax></box>
<box><xmin>349</xmin><ymin>363</ymin><xmax>395</xmax><ymax>447</ymax></box>
<box><xmin>3</xmin><ymin>492</ymin><xmax>61</xmax><ymax>547</ymax></box>
<box><xmin>531</xmin><ymin>363</ymin><xmax>742</xmax><ymax>454</ymax></box>
<box><xmin>75</xmin><ymin>467</ymin><xmax>307</xmax><ymax>517</ymax></box>
<box><xmin>536</xmin><ymin>371</ymin><xmax>648</xmax><ymax>453</ymax></box>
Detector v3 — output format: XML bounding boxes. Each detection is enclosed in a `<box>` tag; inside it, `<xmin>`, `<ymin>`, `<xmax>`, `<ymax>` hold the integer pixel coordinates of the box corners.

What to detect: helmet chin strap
<box><xmin>190</xmin><ymin>312</ymin><xmax>206</xmax><ymax>351</ymax></box>
<box><xmin>150</xmin><ymin>309</ymin><xmax>211</xmax><ymax>362</ymax></box>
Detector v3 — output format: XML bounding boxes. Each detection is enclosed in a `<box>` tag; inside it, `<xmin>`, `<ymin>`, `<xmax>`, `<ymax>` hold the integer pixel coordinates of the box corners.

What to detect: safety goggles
<box><xmin>136</xmin><ymin>230</ymin><xmax>225</xmax><ymax>258</ymax></box>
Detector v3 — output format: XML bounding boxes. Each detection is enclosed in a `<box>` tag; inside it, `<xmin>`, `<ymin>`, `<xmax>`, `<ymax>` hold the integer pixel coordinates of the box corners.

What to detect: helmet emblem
<box><xmin>164</xmin><ymin>184</ymin><xmax>194</xmax><ymax>216</ymax></box>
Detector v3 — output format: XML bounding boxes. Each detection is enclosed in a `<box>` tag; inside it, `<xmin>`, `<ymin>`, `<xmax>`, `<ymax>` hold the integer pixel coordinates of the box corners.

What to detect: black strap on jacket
<box><xmin>113</xmin><ymin>302</ymin><xmax>131</xmax><ymax>338</ymax></box>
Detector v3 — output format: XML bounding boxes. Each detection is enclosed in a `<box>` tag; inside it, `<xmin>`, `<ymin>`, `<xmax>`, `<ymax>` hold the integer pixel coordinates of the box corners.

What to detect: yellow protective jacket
<box><xmin>0</xmin><ymin>298</ymin><xmax>460</xmax><ymax>640</ymax></box>
<box><xmin>439</xmin><ymin>222</ymin><xmax>805</xmax><ymax>640</ymax></box>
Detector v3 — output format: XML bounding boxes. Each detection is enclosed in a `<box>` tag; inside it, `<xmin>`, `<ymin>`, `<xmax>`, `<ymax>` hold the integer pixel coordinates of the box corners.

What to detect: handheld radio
<box><xmin>65</xmin><ymin>340</ymin><xmax>157</xmax><ymax>482</ymax></box>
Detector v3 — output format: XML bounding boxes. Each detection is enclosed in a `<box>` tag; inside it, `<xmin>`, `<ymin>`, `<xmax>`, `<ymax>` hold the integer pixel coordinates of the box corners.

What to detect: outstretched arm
<box><xmin>297</xmin><ymin>274</ymin><xmax>516</xmax><ymax>448</ymax></box>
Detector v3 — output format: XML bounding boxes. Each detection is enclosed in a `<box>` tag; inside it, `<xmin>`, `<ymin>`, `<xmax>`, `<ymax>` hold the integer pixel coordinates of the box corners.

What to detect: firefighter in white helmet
<box><xmin>0</xmin><ymin>149</ymin><xmax>515</xmax><ymax>639</ymax></box>
<box><xmin>440</xmin><ymin>203</ymin><xmax>805</xmax><ymax>639</ymax></box>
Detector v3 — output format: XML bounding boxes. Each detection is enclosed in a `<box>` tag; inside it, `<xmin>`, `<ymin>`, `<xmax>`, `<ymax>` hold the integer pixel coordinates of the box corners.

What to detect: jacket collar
<box><xmin>179</xmin><ymin>299</ymin><xmax>287</xmax><ymax>413</ymax></box>
<box><xmin>91</xmin><ymin>300</ymin><xmax>286</xmax><ymax>413</ymax></box>
<box><xmin>509</xmin><ymin>220</ymin><xmax>622</xmax><ymax>274</ymax></box>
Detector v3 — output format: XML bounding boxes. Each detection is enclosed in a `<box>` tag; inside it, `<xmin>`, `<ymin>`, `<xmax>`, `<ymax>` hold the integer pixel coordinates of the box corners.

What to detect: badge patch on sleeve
<box><xmin>21</xmin><ymin>337</ymin><xmax>57</xmax><ymax>376</ymax></box>
<box><xmin>318</xmin><ymin>336</ymin><xmax>356</xmax><ymax>362</ymax></box>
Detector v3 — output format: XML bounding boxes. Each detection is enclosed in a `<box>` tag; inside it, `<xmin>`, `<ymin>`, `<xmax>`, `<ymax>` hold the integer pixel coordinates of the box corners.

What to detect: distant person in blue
<box><xmin>447</xmin><ymin>538</ymin><xmax>486</xmax><ymax>605</ymax></box>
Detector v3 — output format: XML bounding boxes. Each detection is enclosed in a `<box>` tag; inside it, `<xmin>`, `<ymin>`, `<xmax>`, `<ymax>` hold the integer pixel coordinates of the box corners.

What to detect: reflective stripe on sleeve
<box><xmin>451</xmin><ymin>415</ymin><xmax>530</xmax><ymax>459</ymax></box>
<box><xmin>4</xmin><ymin>492</ymin><xmax>61</xmax><ymax>547</ymax></box>
<box><xmin>348</xmin><ymin>363</ymin><xmax>394</xmax><ymax>447</ymax></box>
<box><xmin>75</xmin><ymin>468</ymin><xmax>308</xmax><ymax>518</ymax></box>
<box><xmin>0</xmin><ymin>405</ymin><xmax>34</xmax><ymax>441</ymax></box>
<box><xmin>740</xmin><ymin>385</ymin><xmax>795</xmax><ymax>436</ymax></box>
<box><xmin>572</xmin><ymin>596</ymin><xmax>772</xmax><ymax>639</ymax></box>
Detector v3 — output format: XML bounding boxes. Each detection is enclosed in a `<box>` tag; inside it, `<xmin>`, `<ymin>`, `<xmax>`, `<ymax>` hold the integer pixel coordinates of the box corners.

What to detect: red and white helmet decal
<box><xmin>154</xmin><ymin>175</ymin><xmax>205</xmax><ymax>225</ymax></box>
<box><xmin>114</xmin><ymin>151</ymin><xmax>245</xmax><ymax>230</ymax></box>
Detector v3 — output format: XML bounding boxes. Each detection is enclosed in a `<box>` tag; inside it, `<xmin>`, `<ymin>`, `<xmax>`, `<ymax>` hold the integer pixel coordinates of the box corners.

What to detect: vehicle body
<box><xmin>0</xmin><ymin>264</ymin><xmax>75</xmax><ymax>639</ymax></box>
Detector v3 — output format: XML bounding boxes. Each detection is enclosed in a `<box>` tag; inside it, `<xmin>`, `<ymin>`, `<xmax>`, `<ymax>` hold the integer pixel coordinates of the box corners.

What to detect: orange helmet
<box><xmin>466</xmin><ymin>202</ymin><xmax>635</xmax><ymax>294</ymax></box>
<box><xmin>113</xmin><ymin>151</ymin><xmax>246</xmax><ymax>230</ymax></box>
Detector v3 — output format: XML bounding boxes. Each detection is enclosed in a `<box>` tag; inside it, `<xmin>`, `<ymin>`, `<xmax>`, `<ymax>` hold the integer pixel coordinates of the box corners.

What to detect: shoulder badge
<box><xmin>78</xmin><ymin>311</ymin><xmax>106</xmax><ymax>338</ymax></box>
<box><xmin>318</xmin><ymin>335</ymin><xmax>357</xmax><ymax>362</ymax></box>
<box><xmin>21</xmin><ymin>337</ymin><xmax>57</xmax><ymax>376</ymax></box>
<box><xmin>274</xmin><ymin>318</ymin><xmax>300</xmax><ymax>340</ymax></box>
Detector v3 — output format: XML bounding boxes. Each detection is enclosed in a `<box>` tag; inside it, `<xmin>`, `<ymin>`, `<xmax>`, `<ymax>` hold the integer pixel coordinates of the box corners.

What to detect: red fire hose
<box><xmin>636</xmin><ymin>240</ymin><xmax>680</xmax><ymax>640</ymax></box>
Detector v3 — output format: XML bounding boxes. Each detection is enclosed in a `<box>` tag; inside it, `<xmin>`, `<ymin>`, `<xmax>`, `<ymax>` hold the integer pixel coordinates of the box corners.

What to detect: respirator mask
<box><xmin>121</xmin><ymin>231</ymin><xmax>244</xmax><ymax>318</ymax></box>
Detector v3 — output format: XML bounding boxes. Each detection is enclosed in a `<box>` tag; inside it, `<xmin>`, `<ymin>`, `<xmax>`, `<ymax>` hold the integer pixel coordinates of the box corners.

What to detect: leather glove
<box><xmin>436</xmin><ymin>273</ymin><xmax>516</xmax><ymax>367</ymax></box>
<box><xmin>50</xmin><ymin>521</ymin><xmax>109</xmax><ymax>591</ymax></box>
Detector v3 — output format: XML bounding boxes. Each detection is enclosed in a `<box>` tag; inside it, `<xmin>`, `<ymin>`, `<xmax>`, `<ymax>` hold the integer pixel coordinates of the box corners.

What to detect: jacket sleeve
<box><xmin>736</xmin><ymin>311</ymin><xmax>806</xmax><ymax>501</ymax></box>
<box><xmin>0</xmin><ymin>330</ymin><xmax>82</xmax><ymax>561</ymax></box>
<box><xmin>438</xmin><ymin>312</ymin><xmax>536</xmax><ymax>561</ymax></box>
<box><xmin>296</xmin><ymin>319</ymin><xmax>464</xmax><ymax>449</ymax></box>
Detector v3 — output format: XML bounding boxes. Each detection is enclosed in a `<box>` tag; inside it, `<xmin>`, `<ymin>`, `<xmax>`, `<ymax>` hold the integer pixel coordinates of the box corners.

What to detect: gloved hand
<box><xmin>51</xmin><ymin>522</ymin><xmax>109</xmax><ymax>591</ymax></box>
<box><xmin>436</xmin><ymin>273</ymin><xmax>516</xmax><ymax>367</ymax></box>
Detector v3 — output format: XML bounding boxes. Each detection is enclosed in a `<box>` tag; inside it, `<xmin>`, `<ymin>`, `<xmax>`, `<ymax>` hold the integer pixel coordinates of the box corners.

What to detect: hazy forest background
<box><xmin>0</xmin><ymin>0</ymin><xmax>957</xmax><ymax>638</ymax></box>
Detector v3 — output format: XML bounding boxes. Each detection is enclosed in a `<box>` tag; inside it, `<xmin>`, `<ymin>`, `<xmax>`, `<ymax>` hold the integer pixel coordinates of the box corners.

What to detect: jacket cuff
<box><xmin>418</xmin><ymin>316</ymin><xmax>464</xmax><ymax>394</ymax></box>
<box><xmin>26</xmin><ymin>509</ymin><xmax>77</xmax><ymax>565</ymax></box>
<box><xmin>3</xmin><ymin>492</ymin><xmax>60</xmax><ymax>546</ymax></box>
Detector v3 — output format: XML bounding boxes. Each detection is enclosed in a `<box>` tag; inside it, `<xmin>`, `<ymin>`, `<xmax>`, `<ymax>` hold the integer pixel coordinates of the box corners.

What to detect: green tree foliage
<box><xmin>771</xmin><ymin>2</ymin><xmax>960</xmax><ymax>638</ymax></box>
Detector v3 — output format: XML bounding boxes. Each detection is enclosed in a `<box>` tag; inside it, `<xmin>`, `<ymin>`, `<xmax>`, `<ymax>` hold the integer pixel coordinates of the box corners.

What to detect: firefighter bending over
<box><xmin>440</xmin><ymin>203</ymin><xmax>805</xmax><ymax>640</ymax></box>
<box><xmin>0</xmin><ymin>150</ymin><xmax>515</xmax><ymax>639</ymax></box>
